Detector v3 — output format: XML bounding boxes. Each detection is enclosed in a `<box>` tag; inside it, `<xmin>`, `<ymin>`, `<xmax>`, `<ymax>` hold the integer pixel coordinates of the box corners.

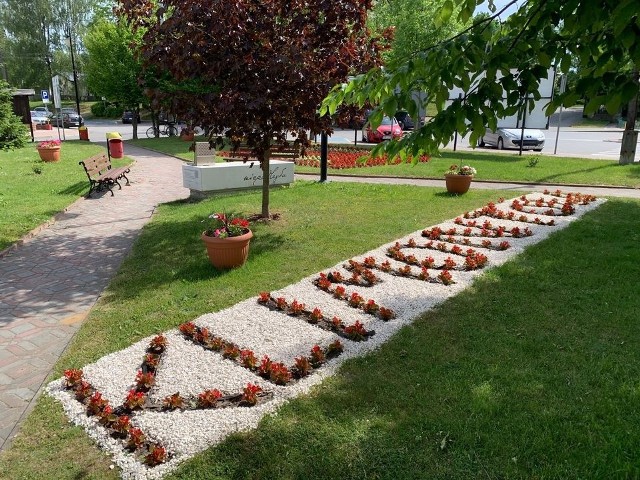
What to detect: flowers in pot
<box><xmin>445</xmin><ymin>164</ymin><xmax>476</xmax><ymax>176</ymax></box>
<box><xmin>444</xmin><ymin>164</ymin><xmax>476</xmax><ymax>194</ymax></box>
<box><xmin>201</xmin><ymin>212</ymin><xmax>253</xmax><ymax>268</ymax></box>
<box><xmin>36</xmin><ymin>139</ymin><xmax>62</xmax><ymax>162</ymax></box>
<box><xmin>180</xmin><ymin>127</ymin><xmax>195</xmax><ymax>141</ymax></box>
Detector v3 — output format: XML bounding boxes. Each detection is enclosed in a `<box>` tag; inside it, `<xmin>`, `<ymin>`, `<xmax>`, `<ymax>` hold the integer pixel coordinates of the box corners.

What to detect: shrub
<box><xmin>0</xmin><ymin>80</ymin><xmax>29</xmax><ymax>150</ymax></box>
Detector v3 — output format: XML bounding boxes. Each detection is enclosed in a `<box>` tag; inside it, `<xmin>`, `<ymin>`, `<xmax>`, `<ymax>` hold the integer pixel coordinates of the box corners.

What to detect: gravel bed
<box><xmin>45</xmin><ymin>193</ymin><xmax>605</xmax><ymax>479</ymax></box>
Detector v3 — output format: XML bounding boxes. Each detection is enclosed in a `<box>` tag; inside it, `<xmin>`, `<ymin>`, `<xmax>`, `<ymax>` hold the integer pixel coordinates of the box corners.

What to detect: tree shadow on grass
<box><xmin>101</xmin><ymin>210</ymin><xmax>287</xmax><ymax>303</ymax></box>
<box><xmin>58</xmin><ymin>181</ymin><xmax>89</xmax><ymax>196</ymax></box>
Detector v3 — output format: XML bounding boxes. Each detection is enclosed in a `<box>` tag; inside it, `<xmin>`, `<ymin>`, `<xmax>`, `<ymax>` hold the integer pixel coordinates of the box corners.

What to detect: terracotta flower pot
<box><xmin>445</xmin><ymin>174</ymin><xmax>473</xmax><ymax>194</ymax></box>
<box><xmin>37</xmin><ymin>146</ymin><xmax>61</xmax><ymax>162</ymax></box>
<box><xmin>201</xmin><ymin>230</ymin><xmax>253</xmax><ymax>269</ymax></box>
<box><xmin>181</xmin><ymin>133</ymin><xmax>195</xmax><ymax>142</ymax></box>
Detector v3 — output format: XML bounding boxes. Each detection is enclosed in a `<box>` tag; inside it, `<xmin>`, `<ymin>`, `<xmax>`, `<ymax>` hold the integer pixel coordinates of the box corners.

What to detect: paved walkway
<box><xmin>1</xmin><ymin>145</ymin><xmax>638</xmax><ymax>453</ymax></box>
<box><xmin>0</xmin><ymin>144</ymin><xmax>189</xmax><ymax>451</ymax></box>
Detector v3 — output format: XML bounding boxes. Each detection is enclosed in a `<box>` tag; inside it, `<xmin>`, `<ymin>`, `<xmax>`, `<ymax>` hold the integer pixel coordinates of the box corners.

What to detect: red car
<box><xmin>362</xmin><ymin>116</ymin><xmax>403</xmax><ymax>143</ymax></box>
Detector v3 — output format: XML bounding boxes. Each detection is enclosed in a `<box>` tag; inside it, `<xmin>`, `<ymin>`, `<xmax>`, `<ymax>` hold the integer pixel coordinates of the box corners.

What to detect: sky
<box><xmin>475</xmin><ymin>0</ymin><xmax>521</xmax><ymax>17</ymax></box>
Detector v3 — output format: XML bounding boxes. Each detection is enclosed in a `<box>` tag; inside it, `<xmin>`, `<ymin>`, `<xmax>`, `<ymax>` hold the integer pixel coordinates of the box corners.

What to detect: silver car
<box><xmin>53</xmin><ymin>109</ymin><xmax>84</xmax><ymax>128</ymax></box>
<box><xmin>30</xmin><ymin>111</ymin><xmax>50</xmax><ymax>125</ymax></box>
<box><xmin>479</xmin><ymin>128</ymin><xmax>545</xmax><ymax>151</ymax></box>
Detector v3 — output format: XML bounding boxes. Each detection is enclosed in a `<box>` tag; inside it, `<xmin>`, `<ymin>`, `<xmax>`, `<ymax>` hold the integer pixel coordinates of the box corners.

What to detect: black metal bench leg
<box><xmin>121</xmin><ymin>173</ymin><xmax>130</xmax><ymax>186</ymax></box>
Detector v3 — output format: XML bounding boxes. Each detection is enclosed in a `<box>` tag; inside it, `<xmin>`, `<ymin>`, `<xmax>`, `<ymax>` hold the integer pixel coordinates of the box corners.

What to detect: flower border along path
<box><xmin>46</xmin><ymin>190</ymin><xmax>603</xmax><ymax>479</ymax></box>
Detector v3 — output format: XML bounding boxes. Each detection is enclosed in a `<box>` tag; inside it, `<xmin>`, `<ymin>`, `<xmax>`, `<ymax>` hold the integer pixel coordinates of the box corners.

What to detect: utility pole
<box><xmin>67</xmin><ymin>26</ymin><xmax>81</xmax><ymax>115</ymax></box>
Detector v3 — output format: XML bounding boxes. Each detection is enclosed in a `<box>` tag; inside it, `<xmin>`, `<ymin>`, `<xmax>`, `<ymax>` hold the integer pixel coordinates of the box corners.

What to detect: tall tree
<box><xmin>84</xmin><ymin>18</ymin><xmax>145</xmax><ymax>138</ymax></box>
<box><xmin>322</xmin><ymin>0</ymin><xmax>640</xmax><ymax>164</ymax></box>
<box><xmin>0</xmin><ymin>0</ymin><xmax>101</xmax><ymax>92</ymax></box>
<box><xmin>118</xmin><ymin>0</ymin><xmax>387</xmax><ymax>218</ymax></box>
<box><xmin>369</xmin><ymin>0</ymin><xmax>465</xmax><ymax>66</ymax></box>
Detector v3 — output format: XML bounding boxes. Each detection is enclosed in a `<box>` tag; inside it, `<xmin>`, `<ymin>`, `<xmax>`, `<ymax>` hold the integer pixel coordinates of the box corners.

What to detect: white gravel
<box><xmin>45</xmin><ymin>193</ymin><xmax>605</xmax><ymax>479</ymax></box>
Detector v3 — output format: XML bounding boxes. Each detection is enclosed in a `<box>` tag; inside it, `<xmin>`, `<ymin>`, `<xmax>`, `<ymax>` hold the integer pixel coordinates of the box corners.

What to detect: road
<box><xmin>37</xmin><ymin>114</ymin><xmax>636</xmax><ymax>161</ymax></box>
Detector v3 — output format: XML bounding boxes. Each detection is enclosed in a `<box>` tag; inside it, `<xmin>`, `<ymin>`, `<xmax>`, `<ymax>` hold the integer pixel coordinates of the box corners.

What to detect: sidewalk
<box><xmin>1</xmin><ymin>146</ymin><xmax>638</xmax><ymax>453</ymax></box>
<box><xmin>0</xmin><ymin>144</ymin><xmax>189</xmax><ymax>452</ymax></box>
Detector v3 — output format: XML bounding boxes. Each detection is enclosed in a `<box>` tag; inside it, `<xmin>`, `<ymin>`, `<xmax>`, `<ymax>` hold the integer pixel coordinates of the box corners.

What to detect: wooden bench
<box><xmin>221</xmin><ymin>145</ymin><xmax>300</xmax><ymax>162</ymax></box>
<box><xmin>211</xmin><ymin>136</ymin><xmax>300</xmax><ymax>163</ymax></box>
<box><xmin>79</xmin><ymin>153</ymin><xmax>130</xmax><ymax>196</ymax></box>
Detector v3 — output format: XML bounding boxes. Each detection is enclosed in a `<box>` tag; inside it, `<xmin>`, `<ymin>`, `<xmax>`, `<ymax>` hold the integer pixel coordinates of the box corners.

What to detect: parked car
<box><xmin>34</xmin><ymin>106</ymin><xmax>52</xmax><ymax>117</ymax></box>
<box><xmin>122</xmin><ymin>111</ymin><xmax>141</xmax><ymax>124</ymax></box>
<box><xmin>479</xmin><ymin>128</ymin><xmax>545</xmax><ymax>151</ymax></box>
<box><xmin>53</xmin><ymin>109</ymin><xmax>84</xmax><ymax>128</ymax></box>
<box><xmin>394</xmin><ymin>111</ymin><xmax>415</xmax><ymax>131</ymax></box>
<box><xmin>362</xmin><ymin>116</ymin><xmax>403</xmax><ymax>143</ymax></box>
<box><xmin>30</xmin><ymin>111</ymin><xmax>50</xmax><ymax>125</ymax></box>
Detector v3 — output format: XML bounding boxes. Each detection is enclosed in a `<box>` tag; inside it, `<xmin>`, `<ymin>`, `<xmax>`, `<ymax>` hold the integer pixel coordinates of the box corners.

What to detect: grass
<box><xmin>571</xmin><ymin>117</ymin><xmax>614</xmax><ymax>128</ymax></box>
<box><xmin>169</xmin><ymin>197</ymin><xmax>640</xmax><ymax>480</ymax></box>
<box><xmin>29</xmin><ymin>100</ymin><xmax>96</xmax><ymax>117</ymax></box>
<box><xmin>128</xmin><ymin>136</ymin><xmax>209</xmax><ymax>161</ymax></box>
<box><xmin>1</xmin><ymin>182</ymin><xmax>639</xmax><ymax>479</ymax></box>
<box><xmin>295</xmin><ymin>150</ymin><xmax>640</xmax><ymax>187</ymax></box>
<box><xmin>0</xmin><ymin>182</ymin><xmax>504</xmax><ymax>479</ymax></box>
<box><xmin>0</xmin><ymin>142</ymin><xmax>131</xmax><ymax>251</ymax></box>
<box><xmin>125</xmin><ymin>137</ymin><xmax>640</xmax><ymax>188</ymax></box>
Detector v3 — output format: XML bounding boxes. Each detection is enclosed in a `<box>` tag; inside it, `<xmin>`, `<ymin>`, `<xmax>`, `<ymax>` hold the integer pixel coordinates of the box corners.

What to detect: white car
<box><xmin>30</xmin><ymin>111</ymin><xmax>50</xmax><ymax>125</ymax></box>
<box><xmin>479</xmin><ymin>128</ymin><xmax>545</xmax><ymax>151</ymax></box>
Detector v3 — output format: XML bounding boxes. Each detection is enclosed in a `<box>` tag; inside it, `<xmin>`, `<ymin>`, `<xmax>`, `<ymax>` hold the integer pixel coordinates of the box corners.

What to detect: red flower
<box><xmin>240</xmin><ymin>349</ymin><xmax>258</xmax><ymax>369</ymax></box>
<box><xmin>127</xmin><ymin>428</ymin><xmax>146</xmax><ymax>450</ymax></box>
<box><xmin>135</xmin><ymin>370</ymin><xmax>155</xmax><ymax>391</ymax></box>
<box><xmin>124</xmin><ymin>389</ymin><xmax>146</xmax><ymax>410</ymax></box>
<box><xmin>242</xmin><ymin>383</ymin><xmax>263</xmax><ymax>406</ymax></box>
<box><xmin>63</xmin><ymin>369</ymin><xmax>83</xmax><ymax>388</ymax></box>
<box><xmin>179</xmin><ymin>322</ymin><xmax>197</xmax><ymax>337</ymax></box>
<box><xmin>310</xmin><ymin>345</ymin><xmax>326</xmax><ymax>367</ymax></box>
<box><xmin>145</xmin><ymin>444</ymin><xmax>167</xmax><ymax>466</ymax></box>
<box><xmin>197</xmin><ymin>389</ymin><xmax>222</xmax><ymax>408</ymax></box>
<box><xmin>344</xmin><ymin>321</ymin><xmax>368</xmax><ymax>341</ymax></box>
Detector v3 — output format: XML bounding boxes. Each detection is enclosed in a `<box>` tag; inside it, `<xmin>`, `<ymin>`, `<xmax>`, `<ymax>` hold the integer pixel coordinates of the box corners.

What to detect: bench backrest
<box><xmin>212</xmin><ymin>135</ymin><xmax>300</xmax><ymax>161</ymax></box>
<box><xmin>194</xmin><ymin>142</ymin><xmax>217</xmax><ymax>165</ymax></box>
<box><xmin>80</xmin><ymin>153</ymin><xmax>111</xmax><ymax>178</ymax></box>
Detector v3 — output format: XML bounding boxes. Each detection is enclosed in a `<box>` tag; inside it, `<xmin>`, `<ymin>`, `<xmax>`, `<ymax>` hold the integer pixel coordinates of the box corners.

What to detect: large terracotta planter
<box><xmin>37</xmin><ymin>146</ymin><xmax>61</xmax><ymax>162</ymax></box>
<box><xmin>201</xmin><ymin>230</ymin><xmax>253</xmax><ymax>269</ymax></box>
<box><xmin>445</xmin><ymin>174</ymin><xmax>473</xmax><ymax>194</ymax></box>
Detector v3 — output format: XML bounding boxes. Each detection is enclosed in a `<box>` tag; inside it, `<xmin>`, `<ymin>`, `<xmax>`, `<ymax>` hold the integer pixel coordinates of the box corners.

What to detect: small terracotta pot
<box><xmin>445</xmin><ymin>174</ymin><xmax>473</xmax><ymax>194</ymax></box>
<box><xmin>201</xmin><ymin>230</ymin><xmax>253</xmax><ymax>269</ymax></box>
<box><xmin>37</xmin><ymin>146</ymin><xmax>61</xmax><ymax>162</ymax></box>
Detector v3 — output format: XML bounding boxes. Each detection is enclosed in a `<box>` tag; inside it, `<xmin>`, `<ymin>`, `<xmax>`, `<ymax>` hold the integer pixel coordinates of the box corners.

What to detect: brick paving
<box><xmin>0</xmin><ymin>144</ymin><xmax>189</xmax><ymax>451</ymax></box>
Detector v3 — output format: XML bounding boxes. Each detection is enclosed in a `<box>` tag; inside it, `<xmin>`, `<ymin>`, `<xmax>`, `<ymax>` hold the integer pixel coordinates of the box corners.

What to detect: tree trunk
<box><xmin>619</xmin><ymin>68</ymin><xmax>639</xmax><ymax>165</ymax></box>
<box><xmin>261</xmin><ymin>150</ymin><xmax>271</xmax><ymax>219</ymax></box>
<box><xmin>132</xmin><ymin>108</ymin><xmax>139</xmax><ymax>140</ymax></box>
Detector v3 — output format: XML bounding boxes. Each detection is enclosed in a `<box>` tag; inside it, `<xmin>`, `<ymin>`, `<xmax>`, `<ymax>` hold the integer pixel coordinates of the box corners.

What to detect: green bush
<box><xmin>90</xmin><ymin>102</ymin><xmax>106</xmax><ymax>116</ymax></box>
<box><xmin>0</xmin><ymin>80</ymin><xmax>29</xmax><ymax>150</ymax></box>
<box><xmin>90</xmin><ymin>102</ymin><xmax>122</xmax><ymax>118</ymax></box>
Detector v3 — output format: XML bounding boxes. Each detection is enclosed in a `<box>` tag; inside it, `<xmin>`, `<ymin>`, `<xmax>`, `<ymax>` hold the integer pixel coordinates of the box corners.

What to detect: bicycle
<box><xmin>146</xmin><ymin>122</ymin><xmax>179</xmax><ymax>138</ymax></box>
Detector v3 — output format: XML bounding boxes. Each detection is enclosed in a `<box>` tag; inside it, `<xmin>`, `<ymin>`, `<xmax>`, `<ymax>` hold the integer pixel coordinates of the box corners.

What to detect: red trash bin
<box><xmin>109</xmin><ymin>138</ymin><xmax>124</xmax><ymax>158</ymax></box>
<box><xmin>79</xmin><ymin>126</ymin><xmax>89</xmax><ymax>141</ymax></box>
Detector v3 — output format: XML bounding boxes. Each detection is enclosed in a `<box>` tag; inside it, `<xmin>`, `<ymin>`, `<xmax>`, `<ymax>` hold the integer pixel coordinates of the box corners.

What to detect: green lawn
<box><xmin>126</xmin><ymin>137</ymin><xmax>640</xmax><ymax>187</ymax></box>
<box><xmin>1</xmin><ymin>182</ymin><xmax>639</xmax><ymax>479</ymax></box>
<box><xmin>0</xmin><ymin>141</ymin><xmax>131</xmax><ymax>251</ymax></box>
<box><xmin>297</xmin><ymin>149</ymin><xmax>640</xmax><ymax>187</ymax></box>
